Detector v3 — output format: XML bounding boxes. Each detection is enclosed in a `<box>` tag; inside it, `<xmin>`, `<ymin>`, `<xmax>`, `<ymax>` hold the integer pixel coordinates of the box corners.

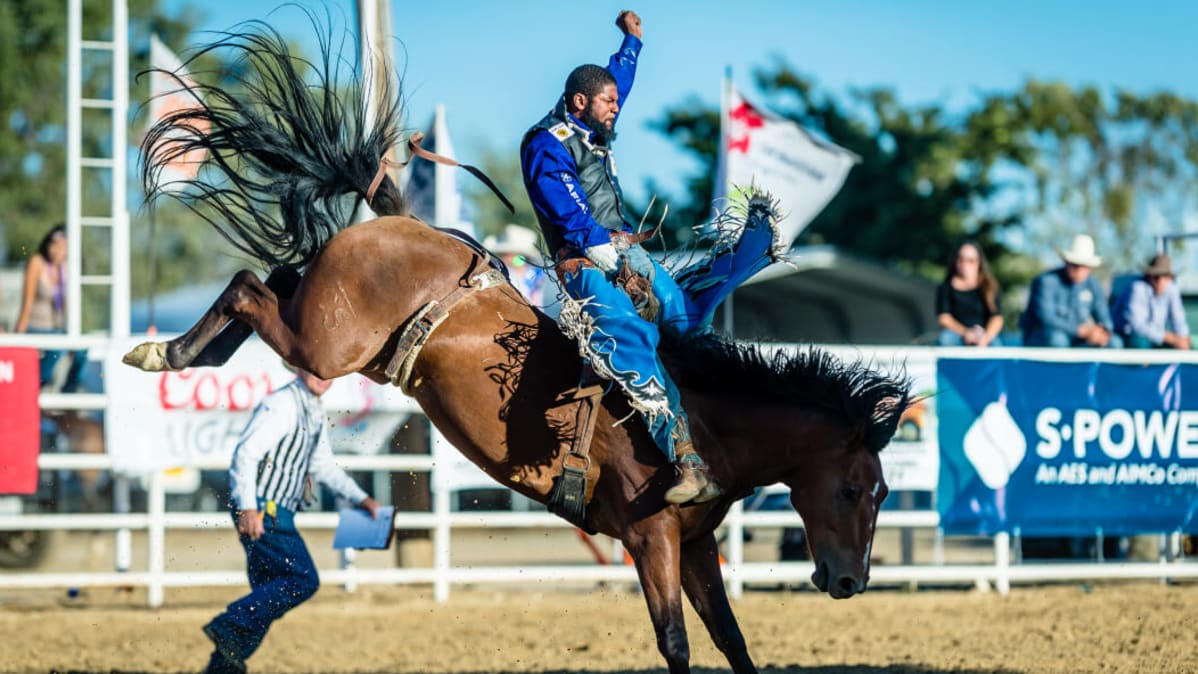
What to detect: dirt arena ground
<box><xmin>0</xmin><ymin>581</ymin><xmax>1195</xmax><ymax>673</ymax></box>
<box><xmin>2</xmin><ymin>528</ymin><xmax>1195</xmax><ymax>673</ymax></box>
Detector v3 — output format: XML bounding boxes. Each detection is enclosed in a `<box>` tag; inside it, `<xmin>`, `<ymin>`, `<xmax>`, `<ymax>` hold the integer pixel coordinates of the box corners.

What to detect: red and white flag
<box><xmin>147</xmin><ymin>34</ymin><xmax>209</xmax><ymax>192</ymax></box>
<box><xmin>716</xmin><ymin>80</ymin><xmax>858</xmax><ymax>246</ymax></box>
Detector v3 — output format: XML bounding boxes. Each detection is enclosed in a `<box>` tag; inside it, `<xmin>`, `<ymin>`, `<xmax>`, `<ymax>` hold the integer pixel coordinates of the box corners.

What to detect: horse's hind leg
<box><xmin>189</xmin><ymin>267</ymin><xmax>301</xmax><ymax>367</ymax></box>
<box><xmin>186</xmin><ymin>320</ymin><xmax>254</xmax><ymax>367</ymax></box>
<box><xmin>123</xmin><ymin>267</ymin><xmax>300</xmax><ymax>371</ymax></box>
<box><xmin>680</xmin><ymin>533</ymin><xmax>757</xmax><ymax>674</ymax></box>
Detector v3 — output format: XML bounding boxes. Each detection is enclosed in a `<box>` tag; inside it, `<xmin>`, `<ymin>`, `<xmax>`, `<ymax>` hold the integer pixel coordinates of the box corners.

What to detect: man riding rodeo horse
<box><xmin>521</xmin><ymin>10</ymin><xmax>786</xmax><ymax>504</ymax></box>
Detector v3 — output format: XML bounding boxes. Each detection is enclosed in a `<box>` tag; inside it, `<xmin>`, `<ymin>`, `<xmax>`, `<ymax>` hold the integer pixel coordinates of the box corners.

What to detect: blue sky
<box><xmin>161</xmin><ymin>1</ymin><xmax>1198</xmax><ymax>215</ymax></box>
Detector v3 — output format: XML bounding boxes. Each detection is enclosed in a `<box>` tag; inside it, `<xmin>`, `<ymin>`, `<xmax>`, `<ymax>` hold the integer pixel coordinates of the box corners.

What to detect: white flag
<box><xmin>717</xmin><ymin>82</ymin><xmax>858</xmax><ymax>246</ymax></box>
<box><xmin>147</xmin><ymin>34</ymin><xmax>209</xmax><ymax>192</ymax></box>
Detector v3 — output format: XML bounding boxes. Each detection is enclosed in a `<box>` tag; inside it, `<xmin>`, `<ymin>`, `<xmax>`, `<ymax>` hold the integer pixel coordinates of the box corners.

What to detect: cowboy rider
<box><xmin>520</xmin><ymin>10</ymin><xmax>721</xmax><ymax>504</ymax></box>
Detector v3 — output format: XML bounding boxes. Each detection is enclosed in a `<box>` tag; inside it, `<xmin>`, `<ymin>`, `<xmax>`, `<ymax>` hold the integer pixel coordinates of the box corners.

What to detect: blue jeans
<box><xmin>1124</xmin><ymin>333</ymin><xmax>1159</xmax><ymax>349</ymax></box>
<box><xmin>562</xmin><ymin>261</ymin><xmax>695</xmax><ymax>460</ymax></box>
<box><xmin>558</xmin><ymin>204</ymin><xmax>780</xmax><ymax>461</ymax></box>
<box><xmin>937</xmin><ymin>329</ymin><xmax>1004</xmax><ymax>347</ymax></box>
<box><xmin>26</xmin><ymin>327</ymin><xmax>86</xmax><ymax>392</ymax></box>
<box><xmin>209</xmin><ymin>503</ymin><xmax>319</xmax><ymax>662</ymax></box>
<box><xmin>1024</xmin><ymin>327</ymin><xmax>1124</xmax><ymax>349</ymax></box>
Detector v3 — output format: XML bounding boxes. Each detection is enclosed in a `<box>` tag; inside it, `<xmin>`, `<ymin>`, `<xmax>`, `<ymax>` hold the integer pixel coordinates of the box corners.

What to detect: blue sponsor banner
<box><xmin>937</xmin><ymin>358</ymin><xmax>1198</xmax><ymax>535</ymax></box>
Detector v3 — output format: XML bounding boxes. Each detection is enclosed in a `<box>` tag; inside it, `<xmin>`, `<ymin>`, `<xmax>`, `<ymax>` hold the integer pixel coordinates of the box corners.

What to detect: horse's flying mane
<box><xmin>662</xmin><ymin>333</ymin><xmax>912</xmax><ymax>453</ymax></box>
<box><xmin>139</xmin><ymin>8</ymin><xmax>407</xmax><ymax>271</ymax></box>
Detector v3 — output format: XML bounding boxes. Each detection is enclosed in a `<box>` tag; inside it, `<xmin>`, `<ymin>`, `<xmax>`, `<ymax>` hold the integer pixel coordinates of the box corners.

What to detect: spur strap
<box><xmin>556</xmin><ymin>382</ymin><xmax>606</xmax><ymax>472</ymax></box>
<box><xmin>547</xmin><ymin>382</ymin><xmax>606</xmax><ymax>533</ymax></box>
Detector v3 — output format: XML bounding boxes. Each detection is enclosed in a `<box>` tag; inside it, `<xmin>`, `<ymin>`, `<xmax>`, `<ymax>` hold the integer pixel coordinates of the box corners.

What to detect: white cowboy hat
<box><xmin>483</xmin><ymin>224</ymin><xmax>543</xmax><ymax>265</ymax></box>
<box><xmin>1057</xmin><ymin>234</ymin><xmax>1102</xmax><ymax>268</ymax></box>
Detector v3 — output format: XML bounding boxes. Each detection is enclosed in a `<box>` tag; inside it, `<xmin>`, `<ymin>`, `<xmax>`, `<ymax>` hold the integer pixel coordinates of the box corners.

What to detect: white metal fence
<box><xmin>2</xmin><ymin>449</ymin><xmax>1195</xmax><ymax>608</ymax></box>
<box><xmin>1</xmin><ymin>339</ymin><xmax>1196</xmax><ymax>607</ymax></box>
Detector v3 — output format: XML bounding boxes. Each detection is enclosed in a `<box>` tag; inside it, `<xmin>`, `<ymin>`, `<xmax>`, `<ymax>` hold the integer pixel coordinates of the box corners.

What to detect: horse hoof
<box><xmin>122</xmin><ymin>342</ymin><xmax>177</xmax><ymax>372</ymax></box>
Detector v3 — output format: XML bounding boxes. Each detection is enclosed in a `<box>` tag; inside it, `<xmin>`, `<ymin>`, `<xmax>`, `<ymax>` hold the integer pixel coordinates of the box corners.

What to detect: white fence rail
<box><xmin>3</xmin><ymin>452</ymin><xmax>1196</xmax><ymax>607</ymax></box>
<box><xmin>2</xmin><ymin>337</ymin><xmax>1196</xmax><ymax>607</ymax></box>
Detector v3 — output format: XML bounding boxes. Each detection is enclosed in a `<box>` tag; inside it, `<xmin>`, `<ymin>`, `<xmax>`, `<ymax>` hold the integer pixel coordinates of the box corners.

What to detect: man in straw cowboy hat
<box><xmin>1020</xmin><ymin>234</ymin><xmax>1123</xmax><ymax>348</ymax></box>
<box><xmin>1112</xmin><ymin>253</ymin><xmax>1192</xmax><ymax>350</ymax></box>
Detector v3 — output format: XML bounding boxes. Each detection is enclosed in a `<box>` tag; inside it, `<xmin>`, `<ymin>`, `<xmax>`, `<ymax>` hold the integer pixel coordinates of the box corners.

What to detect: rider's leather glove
<box><xmin>584</xmin><ymin>243</ymin><xmax>620</xmax><ymax>273</ymax></box>
<box><xmin>620</xmin><ymin>244</ymin><xmax>656</xmax><ymax>282</ymax></box>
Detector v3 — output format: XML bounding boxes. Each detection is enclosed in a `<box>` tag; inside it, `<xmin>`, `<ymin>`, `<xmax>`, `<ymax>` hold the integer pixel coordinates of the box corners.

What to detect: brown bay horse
<box><xmin>130</xmin><ymin>23</ymin><xmax>910</xmax><ymax>674</ymax></box>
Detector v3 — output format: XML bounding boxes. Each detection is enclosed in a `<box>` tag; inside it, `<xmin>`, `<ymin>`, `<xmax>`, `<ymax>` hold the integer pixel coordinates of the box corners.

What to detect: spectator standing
<box><xmin>936</xmin><ymin>241</ymin><xmax>1003</xmax><ymax>346</ymax></box>
<box><xmin>1019</xmin><ymin>234</ymin><xmax>1123</xmax><ymax>348</ymax></box>
<box><xmin>1113</xmin><ymin>253</ymin><xmax>1191</xmax><ymax>350</ymax></box>
<box><xmin>14</xmin><ymin>224</ymin><xmax>86</xmax><ymax>390</ymax></box>
<box><xmin>202</xmin><ymin>369</ymin><xmax>379</xmax><ymax>674</ymax></box>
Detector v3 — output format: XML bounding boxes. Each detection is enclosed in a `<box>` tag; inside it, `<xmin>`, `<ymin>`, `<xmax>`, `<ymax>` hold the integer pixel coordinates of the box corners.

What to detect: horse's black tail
<box><xmin>140</xmin><ymin>14</ymin><xmax>407</xmax><ymax>270</ymax></box>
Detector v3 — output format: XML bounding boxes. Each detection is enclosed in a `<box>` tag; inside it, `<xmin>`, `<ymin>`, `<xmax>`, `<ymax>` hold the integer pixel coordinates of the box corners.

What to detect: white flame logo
<box><xmin>963</xmin><ymin>397</ymin><xmax>1027</xmax><ymax>489</ymax></box>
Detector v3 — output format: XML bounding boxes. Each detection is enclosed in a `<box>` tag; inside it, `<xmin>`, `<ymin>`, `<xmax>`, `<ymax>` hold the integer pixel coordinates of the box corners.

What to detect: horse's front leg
<box><xmin>123</xmin><ymin>267</ymin><xmax>299</xmax><ymax>371</ymax></box>
<box><xmin>625</xmin><ymin>517</ymin><xmax>691</xmax><ymax>674</ymax></box>
<box><xmin>680</xmin><ymin>532</ymin><xmax>756</xmax><ymax>674</ymax></box>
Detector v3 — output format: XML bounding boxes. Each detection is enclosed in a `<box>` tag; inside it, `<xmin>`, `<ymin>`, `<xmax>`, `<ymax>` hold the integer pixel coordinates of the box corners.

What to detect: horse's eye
<box><xmin>840</xmin><ymin>485</ymin><xmax>862</xmax><ymax>502</ymax></box>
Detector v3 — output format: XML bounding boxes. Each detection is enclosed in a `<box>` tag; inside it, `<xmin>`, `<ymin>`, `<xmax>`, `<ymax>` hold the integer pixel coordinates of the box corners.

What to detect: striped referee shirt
<box><xmin>229</xmin><ymin>378</ymin><xmax>368</xmax><ymax>512</ymax></box>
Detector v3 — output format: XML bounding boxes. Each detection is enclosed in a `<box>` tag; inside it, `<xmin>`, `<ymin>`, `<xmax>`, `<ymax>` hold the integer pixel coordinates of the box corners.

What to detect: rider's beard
<box><xmin>581</xmin><ymin>101</ymin><xmax>617</xmax><ymax>145</ymax></box>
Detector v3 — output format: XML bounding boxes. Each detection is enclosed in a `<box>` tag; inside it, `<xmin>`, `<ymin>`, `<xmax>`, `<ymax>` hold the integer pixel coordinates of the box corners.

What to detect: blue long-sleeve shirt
<box><xmin>1020</xmin><ymin>267</ymin><xmax>1114</xmax><ymax>339</ymax></box>
<box><xmin>521</xmin><ymin>34</ymin><xmax>641</xmax><ymax>253</ymax></box>
<box><xmin>1112</xmin><ymin>277</ymin><xmax>1189</xmax><ymax>344</ymax></box>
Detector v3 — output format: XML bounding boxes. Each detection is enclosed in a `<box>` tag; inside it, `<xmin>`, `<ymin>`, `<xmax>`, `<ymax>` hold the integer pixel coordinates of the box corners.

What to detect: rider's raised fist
<box><xmin>616</xmin><ymin>11</ymin><xmax>642</xmax><ymax>39</ymax></box>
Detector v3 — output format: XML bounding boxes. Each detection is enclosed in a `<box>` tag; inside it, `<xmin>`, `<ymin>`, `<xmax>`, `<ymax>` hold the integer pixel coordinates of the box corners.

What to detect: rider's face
<box><xmin>586</xmin><ymin>84</ymin><xmax>619</xmax><ymax>130</ymax></box>
<box><xmin>1064</xmin><ymin>262</ymin><xmax>1093</xmax><ymax>285</ymax></box>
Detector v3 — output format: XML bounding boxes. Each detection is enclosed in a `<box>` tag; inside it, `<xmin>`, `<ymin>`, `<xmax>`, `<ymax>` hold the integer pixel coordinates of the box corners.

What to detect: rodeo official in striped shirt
<box><xmin>203</xmin><ymin>369</ymin><xmax>379</xmax><ymax>674</ymax></box>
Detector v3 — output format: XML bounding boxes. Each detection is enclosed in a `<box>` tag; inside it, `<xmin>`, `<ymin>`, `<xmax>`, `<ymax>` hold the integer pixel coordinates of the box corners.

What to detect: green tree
<box><xmin>0</xmin><ymin>1</ymin><xmax>225</xmax><ymax>330</ymax></box>
<box><xmin>651</xmin><ymin>62</ymin><xmax>1021</xmax><ymax>282</ymax></box>
<box><xmin>0</xmin><ymin>0</ymin><xmax>198</xmax><ymax>263</ymax></box>
<box><xmin>965</xmin><ymin>80</ymin><xmax>1198</xmax><ymax>273</ymax></box>
<box><xmin>653</xmin><ymin>61</ymin><xmax>1198</xmax><ymax>307</ymax></box>
<box><xmin>645</xmin><ymin>100</ymin><xmax>721</xmax><ymax>248</ymax></box>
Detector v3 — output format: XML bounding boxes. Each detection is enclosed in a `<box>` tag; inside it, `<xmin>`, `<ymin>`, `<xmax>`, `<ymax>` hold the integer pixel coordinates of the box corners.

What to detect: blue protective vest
<box><xmin>521</xmin><ymin>108</ymin><xmax>631</xmax><ymax>254</ymax></box>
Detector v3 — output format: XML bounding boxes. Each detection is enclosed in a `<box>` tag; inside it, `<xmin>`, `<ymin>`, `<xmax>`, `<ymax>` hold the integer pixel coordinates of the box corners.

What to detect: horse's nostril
<box><xmin>837</xmin><ymin>576</ymin><xmax>858</xmax><ymax>595</ymax></box>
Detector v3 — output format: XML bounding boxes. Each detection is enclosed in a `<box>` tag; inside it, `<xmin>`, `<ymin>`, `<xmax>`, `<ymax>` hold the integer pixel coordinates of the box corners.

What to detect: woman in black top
<box><xmin>937</xmin><ymin>241</ymin><xmax>1003</xmax><ymax>346</ymax></box>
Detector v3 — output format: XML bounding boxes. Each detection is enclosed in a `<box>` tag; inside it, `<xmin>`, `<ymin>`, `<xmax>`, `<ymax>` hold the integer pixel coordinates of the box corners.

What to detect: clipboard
<box><xmin>332</xmin><ymin>505</ymin><xmax>397</xmax><ymax>550</ymax></box>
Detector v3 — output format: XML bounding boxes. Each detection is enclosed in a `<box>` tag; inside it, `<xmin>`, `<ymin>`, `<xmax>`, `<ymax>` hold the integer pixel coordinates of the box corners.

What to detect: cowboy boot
<box><xmin>663</xmin><ymin>424</ymin><xmax>723</xmax><ymax>504</ymax></box>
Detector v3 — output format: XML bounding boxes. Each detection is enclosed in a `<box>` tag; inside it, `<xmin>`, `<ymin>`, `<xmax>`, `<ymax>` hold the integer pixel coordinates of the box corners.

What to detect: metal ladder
<box><xmin>66</xmin><ymin>0</ymin><xmax>130</xmax><ymax>340</ymax></box>
<box><xmin>66</xmin><ymin>0</ymin><xmax>137</xmax><ymax>595</ymax></box>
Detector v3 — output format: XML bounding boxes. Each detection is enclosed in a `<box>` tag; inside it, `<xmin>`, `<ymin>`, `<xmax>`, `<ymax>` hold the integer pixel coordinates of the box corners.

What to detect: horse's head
<box><xmin>658</xmin><ymin>335</ymin><xmax>909</xmax><ymax>597</ymax></box>
<box><xmin>785</xmin><ymin>421</ymin><xmax>891</xmax><ymax>599</ymax></box>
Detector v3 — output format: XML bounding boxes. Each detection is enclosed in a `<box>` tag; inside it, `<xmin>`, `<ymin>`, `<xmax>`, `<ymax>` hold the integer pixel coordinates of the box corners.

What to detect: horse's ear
<box><xmin>871</xmin><ymin>393</ymin><xmax>912</xmax><ymax>448</ymax></box>
<box><xmin>876</xmin><ymin>393</ymin><xmax>909</xmax><ymax>416</ymax></box>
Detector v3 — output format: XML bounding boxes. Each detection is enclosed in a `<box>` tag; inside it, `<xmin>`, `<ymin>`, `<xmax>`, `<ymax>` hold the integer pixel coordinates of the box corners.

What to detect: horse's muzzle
<box><xmin>812</xmin><ymin>561</ymin><xmax>866</xmax><ymax>599</ymax></box>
